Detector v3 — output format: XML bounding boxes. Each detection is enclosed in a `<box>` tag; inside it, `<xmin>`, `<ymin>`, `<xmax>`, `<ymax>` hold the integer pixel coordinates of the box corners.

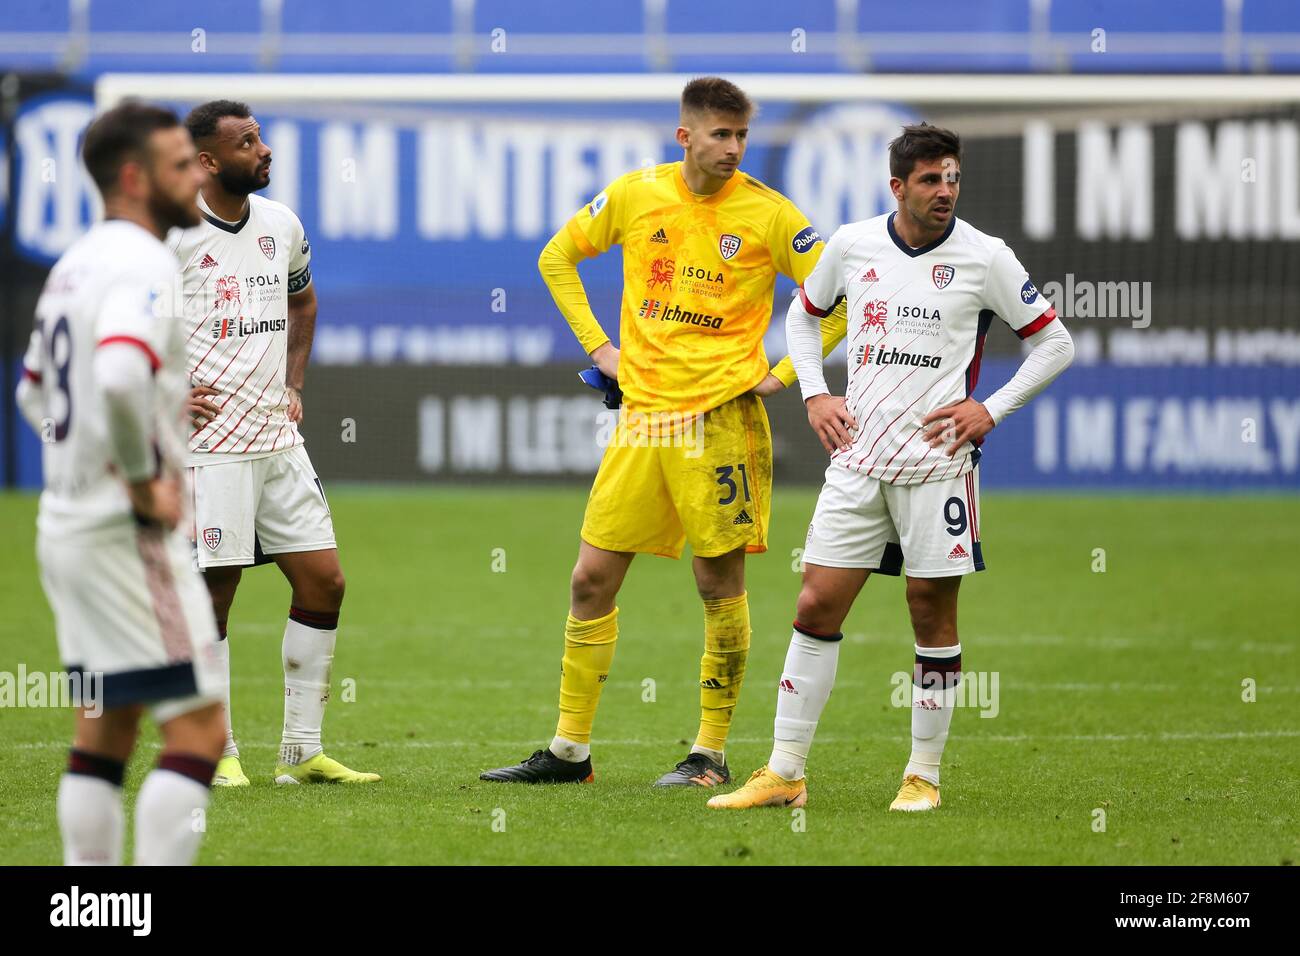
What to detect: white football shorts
<box><xmin>37</xmin><ymin>520</ymin><xmax>225</xmax><ymax>722</ymax></box>
<box><xmin>803</xmin><ymin>460</ymin><xmax>985</xmax><ymax>578</ymax></box>
<box><xmin>189</xmin><ymin>445</ymin><xmax>336</xmax><ymax>569</ymax></box>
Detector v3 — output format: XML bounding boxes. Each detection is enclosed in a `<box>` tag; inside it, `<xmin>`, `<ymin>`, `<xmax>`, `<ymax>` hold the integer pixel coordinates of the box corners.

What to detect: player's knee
<box><xmin>192</xmin><ymin>706</ymin><xmax>227</xmax><ymax>761</ymax></box>
<box><xmin>323</xmin><ymin>568</ymin><xmax>346</xmax><ymax>609</ymax></box>
<box><xmin>905</xmin><ymin>590</ymin><xmax>936</xmax><ymax>630</ymax></box>
<box><xmin>795</xmin><ymin>586</ymin><xmax>841</xmax><ymax>634</ymax></box>
<box><xmin>200</xmin><ymin>708</ymin><xmax>227</xmax><ymax>759</ymax></box>
<box><xmin>693</xmin><ymin>550</ymin><xmax>744</xmax><ymax>602</ymax></box>
<box><xmin>694</xmin><ymin>574</ymin><xmax>739</xmax><ymax>603</ymax></box>
<box><xmin>906</xmin><ymin>584</ymin><xmax>954</xmax><ymax>642</ymax></box>
<box><xmin>158</xmin><ymin>704</ymin><xmax>223</xmax><ymax>761</ymax></box>
<box><xmin>203</xmin><ymin>567</ymin><xmax>241</xmax><ymax>612</ymax></box>
<box><xmin>570</xmin><ymin>562</ymin><xmax>615</xmax><ymax>608</ymax></box>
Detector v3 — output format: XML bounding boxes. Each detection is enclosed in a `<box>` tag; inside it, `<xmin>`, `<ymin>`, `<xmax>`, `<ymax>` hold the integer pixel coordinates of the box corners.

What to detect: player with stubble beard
<box><xmin>172</xmin><ymin>100</ymin><xmax>378</xmax><ymax>787</ymax></box>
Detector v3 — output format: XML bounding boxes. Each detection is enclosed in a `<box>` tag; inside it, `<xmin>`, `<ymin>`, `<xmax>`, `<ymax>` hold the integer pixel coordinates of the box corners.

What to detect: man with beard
<box><xmin>173</xmin><ymin>100</ymin><xmax>378</xmax><ymax>787</ymax></box>
<box><xmin>18</xmin><ymin>101</ymin><xmax>226</xmax><ymax>863</ymax></box>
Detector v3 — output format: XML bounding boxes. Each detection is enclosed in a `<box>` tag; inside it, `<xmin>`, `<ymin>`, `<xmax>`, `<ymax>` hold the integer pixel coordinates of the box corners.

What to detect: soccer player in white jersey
<box><xmin>16</xmin><ymin>102</ymin><xmax>225</xmax><ymax>864</ymax></box>
<box><xmin>170</xmin><ymin>100</ymin><xmax>378</xmax><ymax>786</ymax></box>
<box><xmin>710</xmin><ymin>123</ymin><xmax>1075</xmax><ymax>812</ymax></box>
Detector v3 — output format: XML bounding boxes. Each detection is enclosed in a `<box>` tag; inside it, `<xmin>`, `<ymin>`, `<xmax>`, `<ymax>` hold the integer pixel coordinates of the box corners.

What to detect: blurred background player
<box><xmin>709</xmin><ymin>124</ymin><xmax>1074</xmax><ymax>812</ymax></box>
<box><xmin>17</xmin><ymin>101</ymin><xmax>225</xmax><ymax>864</ymax></box>
<box><xmin>174</xmin><ymin>100</ymin><xmax>378</xmax><ymax>786</ymax></box>
<box><xmin>481</xmin><ymin>77</ymin><xmax>845</xmax><ymax>788</ymax></box>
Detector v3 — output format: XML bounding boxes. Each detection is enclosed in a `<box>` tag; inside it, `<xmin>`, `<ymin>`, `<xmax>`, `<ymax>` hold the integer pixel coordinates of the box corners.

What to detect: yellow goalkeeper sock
<box><xmin>554</xmin><ymin>607</ymin><xmax>619</xmax><ymax>748</ymax></box>
<box><xmin>695</xmin><ymin>592</ymin><xmax>751</xmax><ymax>754</ymax></box>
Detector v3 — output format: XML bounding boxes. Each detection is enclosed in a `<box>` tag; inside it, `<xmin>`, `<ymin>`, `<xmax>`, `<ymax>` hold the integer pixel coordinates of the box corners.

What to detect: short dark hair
<box><xmin>184</xmin><ymin>99</ymin><xmax>251</xmax><ymax>145</ymax></box>
<box><xmin>81</xmin><ymin>100</ymin><xmax>181</xmax><ymax>194</ymax></box>
<box><xmin>681</xmin><ymin>77</ymin><xmax>753</xmax><ymax>120</ymax></box>
<box><xmin>889</xmin><ymin>123</ymin><xmax>962</xmax><ymax>181</ymax></box>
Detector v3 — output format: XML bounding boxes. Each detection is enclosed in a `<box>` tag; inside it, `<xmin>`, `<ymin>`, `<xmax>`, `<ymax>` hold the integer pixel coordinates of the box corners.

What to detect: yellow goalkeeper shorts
<box><xmin>580</xmin><ymin>391</ymin><xmax>772</xmax><ymax>559</ymax></box>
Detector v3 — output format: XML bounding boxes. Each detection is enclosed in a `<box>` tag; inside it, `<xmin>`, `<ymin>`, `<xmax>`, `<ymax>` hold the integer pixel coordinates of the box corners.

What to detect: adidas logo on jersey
<box><xmin>650</xmin><ymin>228</ymin><xmax>669</xmax><ymax>243</ymax></box>
<box><xmin>861</xmin><ymin>268</ymin><xmax>878</xmax><ymax>282</ymax></box>
<box><xmin>199</xmin><ymin>253</ymin><xmax>218</xmax><ymax>269</ymax></box>
<box><xmin>733</xmin><ymin>509</ymin><xmax>753</xmax><ymax>525</ymax></box>
<box><xmin>948</xmin><ymin>543</ymin><xmax>969</xmax><ymax>560</ymax></box>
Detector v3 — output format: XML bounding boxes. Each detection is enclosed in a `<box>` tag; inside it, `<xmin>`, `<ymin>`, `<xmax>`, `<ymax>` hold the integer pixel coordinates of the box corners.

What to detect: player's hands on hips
<box><xmin>186</xmin><ymin>385</ymin><xmax>220</xmax><ymax>430</ymax></box>
<box><xmin>127</xmin><ymin>476</ymin><xmax>182</xmax><ymax>530</ymax></box>
<box><xmin>590</xmin><ymin>342</ymin><xmax>619</xmax><ymax>381</ymax></box>
<box><xmin>749</xmin><ymin>373</ymin><xmax>785</xmax><ymax>398</ymax></box>
<box><xmin>286</xmin><ymin>386</ymin><xmax>303</xmax><ymax>424</ymax></box>
<box><xmin>921</xmin><ymin>398</ymin><xmax>995</xmax><ymax>457</ymax></box>
<box><xmin>806</xmin><ymin>394</ymin><xmax>857</xmax><ymax>454</ymax></box>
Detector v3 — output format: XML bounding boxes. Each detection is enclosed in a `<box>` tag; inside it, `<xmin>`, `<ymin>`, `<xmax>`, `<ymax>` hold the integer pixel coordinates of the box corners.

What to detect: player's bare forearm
<box><xmin>590</xmin><ymin>341</ymin><xmax>619</xmax><ymax>380</ymax></box>
<box><xmin>286</xmin><ymin>284</ymin><xmax>318</xmax><ymax>392</ymax></box>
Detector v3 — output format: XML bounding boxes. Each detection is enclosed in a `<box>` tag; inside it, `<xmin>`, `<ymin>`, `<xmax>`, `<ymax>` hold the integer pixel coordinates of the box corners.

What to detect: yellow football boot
<box><xmin>889</xmin><ymin>774</ymin><xmax>941</xmax><ymax>812</ymax></box>
<box><xmin>213</xmin><ymin>755</ymin><xmax>250</xmax><ymax>788</ymax></box>
<box><xmin>706</xmin><ymin>766</ymin><xmax>807</xmax><ymax>809</ymax></box>
<box><xmin>273</xmin><ymin>753</ymin><xmax>381</xmax><ymax>785</ymax></box>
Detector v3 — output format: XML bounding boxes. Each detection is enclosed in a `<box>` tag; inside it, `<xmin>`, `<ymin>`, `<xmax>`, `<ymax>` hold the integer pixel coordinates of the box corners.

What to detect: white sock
<box><xmin>134</xmin><ymin>757</ymin><xmax>213</xmax><ymax>866</ymax></box>
<box><xmin>904</xmin><ymin>643</ymin><xmax>961</xmax><ymax>787</ymax></box>
<box><xmin>279</xmin><ymin>611</ymin><xmax>336</xmax><ymax>765</ymax></box>
<box><xmin>769</xmin><ymin>627</ymin><xmax>841</xmax><ymax>781</ymax></box>
<box><xmin>58</xmin><ymin>769</ymin><xmax>124</xmax><ymax>866</ymax></box>
<box><xmin>690</xmin><ymin>745</ymin><xmax>725</xmax><ymax>765</ymax></box>
<box><xmin>213</xmin><ymin>633</ymin><xmax>238</xmax><ymax>759</ymax></box>
<box><xmin>549</xmin><ymin>736</ymin><xmax>590</xmax><ymax>763</ymax></box>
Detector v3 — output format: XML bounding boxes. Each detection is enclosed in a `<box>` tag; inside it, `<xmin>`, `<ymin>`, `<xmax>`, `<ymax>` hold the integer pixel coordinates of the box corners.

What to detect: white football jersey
<box><xmin>167</xmin><ymin>192</ymin><xmax>312</xmax><ymax>464</ymax></box>
<box><xmin>799</xmin><ymin>212</ymin><xmax>1057</xmax><ymax>485</ymax></box>
<box><xmin>22</xmin><ymin>220</ymin><xmax>189</xmax><ymax>535</ymax></box>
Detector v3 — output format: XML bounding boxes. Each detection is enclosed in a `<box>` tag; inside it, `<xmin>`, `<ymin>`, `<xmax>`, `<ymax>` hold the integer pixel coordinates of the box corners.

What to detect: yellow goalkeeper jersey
<box><xmin>540</xmin><ymin>161</ymin><xmax>840</xmax><ymax>416</ymax></box>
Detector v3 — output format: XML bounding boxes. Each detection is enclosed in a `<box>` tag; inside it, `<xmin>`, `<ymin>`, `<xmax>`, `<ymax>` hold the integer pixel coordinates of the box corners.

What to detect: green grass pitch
<box><xmin>1</xmin><ymin>487</ymin><xmax>1296</xmax><ymax>865</ymax></box>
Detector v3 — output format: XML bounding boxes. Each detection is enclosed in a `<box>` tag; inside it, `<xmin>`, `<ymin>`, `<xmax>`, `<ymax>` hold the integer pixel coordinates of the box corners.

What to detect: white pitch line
<box><xmin>198</xmin><ymin>629</ymin><xmax>1298</xmax><ymax>653</ymax></box>
<box><xmin>219</xmin><ymin>676</ymin><xmax>1299</xmax><ymax>693</ymax></box>
<box><xmin>9</xmin><ymin>728</ymin><xmax>1300</xmax><ymax>751</ymax></box>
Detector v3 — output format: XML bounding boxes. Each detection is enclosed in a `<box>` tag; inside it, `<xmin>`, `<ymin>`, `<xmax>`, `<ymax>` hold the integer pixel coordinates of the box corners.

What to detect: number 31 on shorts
<box><xmin>715</xmin><ymin>463</ymin><xmax>751</xmax><ymax>505</ymax></box>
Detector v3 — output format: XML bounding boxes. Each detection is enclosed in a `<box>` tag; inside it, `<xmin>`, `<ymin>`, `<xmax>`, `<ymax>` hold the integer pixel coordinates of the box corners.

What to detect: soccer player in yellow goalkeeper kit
<box><xmin>481</xmin><ymin>77</ymin><xmax>845</xmax><ymax>787</ymax></box>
